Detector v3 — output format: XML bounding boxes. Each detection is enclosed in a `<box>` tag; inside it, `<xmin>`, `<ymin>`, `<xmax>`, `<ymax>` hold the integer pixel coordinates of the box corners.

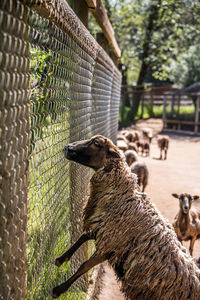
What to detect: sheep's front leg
<box><xmin>52</xmin><ymin>251</ymin><xmax>107</xmax><ymax>298</ymax></box>
<box><xmin>189</xmin><ymin>236</ymin><xmax>196</xmax><ymax>256</ymax></box>
<box><xmin>55</xmin><ymin>232</ymin><xmax>94</xmax><ymax>267</ymax></box>
<box><xmin>164</xmin><ymin>149</ymin><xmax>167</xmax><ymax>160</ymax></box>
<box><xmin>159</xmin><ymin>149</ymin><xmax>162</xmax><ymax>160</ymax></box>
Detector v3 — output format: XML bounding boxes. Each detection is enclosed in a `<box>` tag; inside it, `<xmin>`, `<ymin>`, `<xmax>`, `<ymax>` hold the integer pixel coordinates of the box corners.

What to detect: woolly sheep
<box><xmin>142</xmin><ymin>141</ymin><xmax>150</xmax><ymax>156</ymax></box>
<box><xmin>124</xmin><ymin>131</ymin><xmax>135</xmax><ymax>143</ymax></box>
<box><xmin>124</xmin><ymin>149</ymin><xmax>138</xmax><ymax>166</ymax></box>
<box><xmin>142</xmin><ymin>128</ymin><xmax>153</xmax><ymax>143</ymax></box>
<box><xmin>116</xmin><ymin>139</ymin><xmax>128</xmax><ymax>152</ymax></box>
<box><xmin>172</xmin><ymin>193</ymin><xmax>200</xmax><ymax>255</ymax></box>
<box><xmin>128</xmin><ymin>142</ymin><xmax>138</xmax><ymax>153</ymax></box>
<box><xmin>157</xmin><ymin>135</ymin><xmax>169</xmax><ymax>160</ymax></box>
<box><xmin>53</xmin><ymin>135</ymin><xmax>200</xmax><ymax>299</ymax></box>
<box><xmin>130</xmin><ymin>161</ymin><xmax>149</xmax><ymax>192</ymax></box>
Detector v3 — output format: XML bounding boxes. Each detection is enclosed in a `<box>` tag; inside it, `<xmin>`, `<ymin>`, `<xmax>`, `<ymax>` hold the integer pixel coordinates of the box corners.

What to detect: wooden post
<box><xmin>162</xmin><ymin>94</ymin><xmax>167</xmax><ymax>128</ymax></box>
<box><xmin>194</xmin><ymin>95</ymin><xmax>200</xmax><ymax>133</ymax></box>
<box><xmin>140</xmin><ymin>92</ymin><xmax>144</xmax><ymax>119</ymax></box>
<box><xmin>177</xmin><ymin>95</ymin><xmax>181</xmax><ymax>130</ymax></box>
<box><xmin>150</xmin><ymin>85</ymin><xmax>154</xmax><ymax>117</ymax></box>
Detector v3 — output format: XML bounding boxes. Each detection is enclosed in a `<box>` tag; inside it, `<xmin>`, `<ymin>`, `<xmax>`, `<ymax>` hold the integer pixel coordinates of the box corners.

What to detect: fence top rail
<box><xmin>87</xmin><ymin>0</ymin><xmax>121</xmax><ymax>59</ymax></box>
<box><xmin>27</xmin><ymin>0</ymin><xmax>121</xmax><ymax>73</ymax></box>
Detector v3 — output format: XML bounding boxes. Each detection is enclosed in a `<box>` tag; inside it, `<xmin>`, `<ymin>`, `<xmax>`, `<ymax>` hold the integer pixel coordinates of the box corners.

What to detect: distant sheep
<box><xmin>130</xmin><ymin>161</ymin><xmax>149</xmax><ymax>192</ymax></box>
<box><xmin>135</xmin><ymin>141</ymin><xmax>150</xmax><ymax>157</ymax></box>
<box><xmin>125</xmin><ymin>131</ymin><xmax>135</xmax><ymax>143</ymax></box>
<box><xmin>142</xmin><ymin>142</ymin><xmax>150</xmax><ymax>156</ymax></box>
<box><xmin>53</xmin><ymin>136</ymin><xmax>200</xmax><ymax>299</ymax></box>
<box><xmin>142</xmin><ymin>128</ymin><xmax>153</xmax><ymax>143</ymax></box>
<box><xmin>124</xmin><ymin>149</ymin><xmax>138</xmax><ymax>166</ymax></box>
<box><xmin>157</xmin><ymin>135</ymin><xmax>169</xmax><ymax>160</ymax></box>
<box><xmin>172</xmin><ymin>193</ymin><xmax>200</xmax><ymax>255</ymax></box>
<box><xmin>128</xmin><ymin>142</ymin><xmax>138</xmax><ymax>153</ymax></box>
<box><xmin>116</xmin><ymin>139</ymin><xmax>128</xmax><ymax>152</ymax></box>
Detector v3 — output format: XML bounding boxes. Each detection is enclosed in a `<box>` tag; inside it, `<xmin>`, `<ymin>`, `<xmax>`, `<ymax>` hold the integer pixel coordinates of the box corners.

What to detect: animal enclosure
<box><xmin>0</xmin><ymin>0</ymin><xmax>121</xmax><ymax>299</ymax></box>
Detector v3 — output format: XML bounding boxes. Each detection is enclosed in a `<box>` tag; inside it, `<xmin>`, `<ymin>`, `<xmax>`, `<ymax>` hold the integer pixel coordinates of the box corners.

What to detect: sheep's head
<box><xmin>172</xmin><ymin>193</ymin><xmax>199</xmax><ymax>214</ymax></box>
<box><xmin>63</xmin><ymin>135</ymin><xmax>121</xmax><ymax>170</ymax></box>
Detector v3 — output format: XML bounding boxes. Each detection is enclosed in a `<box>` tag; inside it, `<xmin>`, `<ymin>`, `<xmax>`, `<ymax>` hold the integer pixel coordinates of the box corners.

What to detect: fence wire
<box><xmin>0</xmin><ymin>0</ymin><xmax>121</xmax><ymax>299</ymax></box>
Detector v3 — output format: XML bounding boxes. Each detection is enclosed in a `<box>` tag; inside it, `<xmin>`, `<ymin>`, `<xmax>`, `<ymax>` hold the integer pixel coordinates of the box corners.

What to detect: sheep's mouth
<box><xmin>64</xmin><ymin>147</ymin><xmax>78</xmax><ymax>161</ymax></box>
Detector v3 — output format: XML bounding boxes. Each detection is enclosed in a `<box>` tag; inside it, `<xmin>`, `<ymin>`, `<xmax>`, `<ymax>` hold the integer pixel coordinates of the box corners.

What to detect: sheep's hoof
<box><xmin>54</xmin><ymin>258</ymin><xmax>62</xmax><ymax>267</ymax></box>
<box><xmin>51</xmin><ymin>289</ymin><xmax>59</xmax><ymax>298</ymax></box>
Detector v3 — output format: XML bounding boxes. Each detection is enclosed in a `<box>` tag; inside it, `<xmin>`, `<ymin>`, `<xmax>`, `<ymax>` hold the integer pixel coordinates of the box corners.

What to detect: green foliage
<box><xmin>96</xmin><ymin>0</ymin><xmax>200</xmax><ymax>85</ymax></box>
<box><xmin>167</xmin><ymin>45</ymin><xmax>200</xmax><ymax>87</ymax></box>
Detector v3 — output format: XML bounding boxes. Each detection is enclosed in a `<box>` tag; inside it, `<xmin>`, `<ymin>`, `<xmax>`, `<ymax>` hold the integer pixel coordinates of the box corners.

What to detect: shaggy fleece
<box><xmin>83</xmin><ymin>158</ymin><xmax>200</xmax><ymax>300</ymax></box>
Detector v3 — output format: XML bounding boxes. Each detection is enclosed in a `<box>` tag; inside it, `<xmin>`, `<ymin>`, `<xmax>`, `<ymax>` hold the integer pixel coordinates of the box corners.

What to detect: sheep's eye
<box><xmin>94</xmin><ymin>140</ymin><xmax>101</xmax><ymax>147</ymax></box>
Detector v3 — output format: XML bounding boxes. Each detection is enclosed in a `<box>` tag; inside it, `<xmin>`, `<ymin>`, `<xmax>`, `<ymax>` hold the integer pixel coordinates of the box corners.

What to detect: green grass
<box><xmin>119</xmin><ymin>102</ymin><xmax>195</xmax><ymax>127</ymax></box>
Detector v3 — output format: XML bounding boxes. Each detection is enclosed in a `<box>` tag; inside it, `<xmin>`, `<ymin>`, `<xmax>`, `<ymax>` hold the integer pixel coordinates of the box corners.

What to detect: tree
<box><xmin>110</xmin><ymin>0</ymin><xmax>200</xmax><ymax>118</ymax></box>
<box><xmin>167</xmin><ymin>44</ymin><xmax>200</xmax><ymax>88</ymax></box>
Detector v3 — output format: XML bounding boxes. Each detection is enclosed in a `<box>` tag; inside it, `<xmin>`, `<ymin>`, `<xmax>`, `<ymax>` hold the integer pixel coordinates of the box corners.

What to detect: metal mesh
<box><xmin>0</xmin><ymin>0</ymin><xmax>121</xmax><ymax>299</ymax></box>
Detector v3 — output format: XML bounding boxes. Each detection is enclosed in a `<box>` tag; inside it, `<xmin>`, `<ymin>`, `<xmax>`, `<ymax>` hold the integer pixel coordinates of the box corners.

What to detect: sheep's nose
<box><xmin>63</xmin><ymin>145</ymin><xmax>68</xmax><ymax>152</ymax></box>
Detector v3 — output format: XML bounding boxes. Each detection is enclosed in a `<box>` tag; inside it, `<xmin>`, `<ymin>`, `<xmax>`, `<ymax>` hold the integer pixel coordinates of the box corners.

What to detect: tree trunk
<box><xmin>131</xmin><ymin>0</ymin><xmax>162</xmax><ymax>119</ymax></box>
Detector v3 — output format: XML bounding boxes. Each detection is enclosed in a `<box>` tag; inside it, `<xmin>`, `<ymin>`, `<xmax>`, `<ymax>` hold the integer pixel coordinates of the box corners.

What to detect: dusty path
<box><xmin>98</xmin><ymin>120</ymin><xmax>200</xmax><ymax>300</ymax></box>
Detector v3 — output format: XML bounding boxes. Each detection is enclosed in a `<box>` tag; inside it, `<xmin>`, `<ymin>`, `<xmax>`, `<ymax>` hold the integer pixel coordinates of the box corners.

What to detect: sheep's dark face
<box><xmin>172</xmin><ymin>193</ymin><xmax>199</xmax><ymax>214</ymax></box>
<box><xmin>63</xmin><ymin>135</ymin><xmax>121</xmax><ymax>170</ymax></box>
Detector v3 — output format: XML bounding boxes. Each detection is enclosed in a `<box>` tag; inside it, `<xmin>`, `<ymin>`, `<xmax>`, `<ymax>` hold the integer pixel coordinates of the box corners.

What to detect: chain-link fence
<box><xmin>0</xmin><ymin>0</ymin><xmax>121</xmax><ymax>299</ymax></box>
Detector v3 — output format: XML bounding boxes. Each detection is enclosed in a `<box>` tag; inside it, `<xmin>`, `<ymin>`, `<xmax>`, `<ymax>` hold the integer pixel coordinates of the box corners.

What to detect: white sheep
<box><xmin>172</xmin><ymin>193</ymin><xmax>200</xmax><ymax>255</ymax></box>
<box><xmin>53</xmin><ymin>136</ymin><xmax>200</xmax><ymax>299</ymax></box>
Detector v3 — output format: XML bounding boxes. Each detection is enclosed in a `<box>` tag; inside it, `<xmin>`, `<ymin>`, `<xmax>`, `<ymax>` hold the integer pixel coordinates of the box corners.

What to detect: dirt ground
<box><xmin>98</xmin><ymin>119</ymin><xmax>200</xmax><ymax>300</ymax></box>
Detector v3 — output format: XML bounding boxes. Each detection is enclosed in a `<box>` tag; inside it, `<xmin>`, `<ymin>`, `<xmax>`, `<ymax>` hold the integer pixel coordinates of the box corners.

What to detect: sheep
<box><xmin>124</xmin><ymin>149</ymin><xmax>138</xmax><ymax>166</ymax></box>
<box><xmin>142</xmin><ymin>142</ymin><xmax>150</xmax><ymax>156</ymax></box>
<box><xmin>135</xmin><ymin>141</ymin><xmax>150</xmax><ymax>156</ymax></box>
<box><xmin>52</xmin><ymin>135</ymin><xmax>200</xmax><ymax>299</ymax></box>
<box><xmin>132</xmin><ymin>130</ymin><xmax>140</xmax><ymax>141</ymax></box>
<box><xmin>142</xmin><ymin>128</ymin><xmax>153</xmax><ymax>143</ymax></box>
<box><xmin>136</xmin><ymin>140</ymin><xmax>144</xmax><ymax>154</ymax></box>
<box><xmin>117</xmin><ymin>134</ymin><xmax>128</xmax><ymax>143</ymax></box>
<box><xmin>124</xmin><ymin>131</ymin><xmax>135</xmax><ymax>143</ymax></box>
<box><xmin>172</xmin><ymin>193</ymin><xmax>200</xmax><ymax>256</ymax></box>
<box><xmin>157</xmin><ymin>135</ymin><xmax>169</xmax><ymax>160</ymax></box>
<box><xmin>128</xmin><ymin>142</ymin><xmax>138</xmax><ymax>153</ymax></box>
<box><xmin>130</xmin><ymin>161</ymin><xmax>149</xmax><ymax>192</ymax></box>
<box><xmin>116</xmin><ymin>139</ymin><xmax>128</xmax><ymax>152</ymax></box>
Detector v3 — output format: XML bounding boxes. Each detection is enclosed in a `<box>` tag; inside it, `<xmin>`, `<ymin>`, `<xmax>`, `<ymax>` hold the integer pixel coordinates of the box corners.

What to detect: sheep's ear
<box><xmin>108</xmin><ymin>147</ymin><xmax>121</xmax><ymax>158</ymax></box>
<box><xmin>193</xmin><ymin>195</ymin><xmax>199</xmax><ymax>201</ymax></box>
<box><xmin>172</xmin><ymin>193</ymin><xmax>179</xmax><ymax>199</ymax></box>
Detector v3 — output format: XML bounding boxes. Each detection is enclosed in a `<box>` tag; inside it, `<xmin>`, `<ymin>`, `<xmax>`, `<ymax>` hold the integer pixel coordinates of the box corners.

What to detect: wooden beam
<box><xmin>85</xmin><ymin>0</ymin><xmax>96</xmax><ymax>9</ymax></box>
<box><xmin>88</xmin><ymin>0</ymin><xmax>121</xmax><ymax>59</ymax></box>
<box><xmin>194</xmin><ymin>95</ymin><xmax>200</xmax><ymax>133</ymax></box>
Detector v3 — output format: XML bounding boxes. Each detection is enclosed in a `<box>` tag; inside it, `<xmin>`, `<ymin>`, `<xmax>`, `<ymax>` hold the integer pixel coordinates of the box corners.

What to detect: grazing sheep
<box><xmin>53</xmin><ymin>135</ymin><xmax>200</xmax><ymax>299</ymax></box>
<box><xmin>128</xmin><ymin>142</ymin><xmax>138</xmax><ymax>153</ymax></box>
<box><xmin>142</xmin><ymin>142</ymin><xmax>150</xmax><ymax>156</ymax></box>
<box><xmin>132</xmin><ymin>130</ymin><xmax>140</xmax><ymax>141</ymax></box>
<box><xmin>157</xmin><ymin>135</ymin><xmax>169</xmax><ymax>160</ymax></box>
<box><xmin>136</xmin><ymin>140</ymin><xmax>144</xmax><ymax>154</ymax></box>
<box><xmin>172</xmin><ymin>193</ymin><xmax>200</xmax><ymax>256</ymax></box>
<box><xmin>130</xmin><ymin>161</ymin><xmax>149</xmax><ymax>192</ymax></box>
<box><xmin>124</xmin><ymin>149</ymin><xmax>138</xmax><ymax>166</ymax></box>
<box><xmin>116</xmin><ymin>139</ymin><xmax>128</xmax><ymax>152</ymax></box>
<box><xmin>142</xmin><ymin>128</ymin><xmax>153</xmax><ymax>143</ymax></box>
<box><xmin>124</xmin><ymin>131</ymin><xmax>135</xmax><ymax>143</ymax></box>
<box><xmin>117</xmin><ymin>134</ymin><xmax>128</xmax><ymax>143</ymax></box>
